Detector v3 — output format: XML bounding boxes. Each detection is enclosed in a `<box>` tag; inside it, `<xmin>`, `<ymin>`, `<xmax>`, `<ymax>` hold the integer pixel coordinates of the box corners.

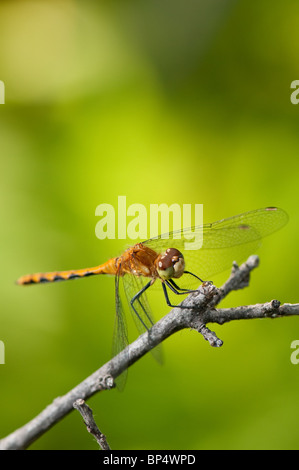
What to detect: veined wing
<box><xmin>112</xmin><ymin>269</ymin><xmax>129</xmax><ymax>391</ymax></box>
<box><xmin>122</xmin><ymin>270</ymin><xmax>163</xmax><ymax>366</ymax></box>
<box><xmin>143</xmin><ymin>207</ymin><xmax>288</xmax><ymax>282</ymax></box>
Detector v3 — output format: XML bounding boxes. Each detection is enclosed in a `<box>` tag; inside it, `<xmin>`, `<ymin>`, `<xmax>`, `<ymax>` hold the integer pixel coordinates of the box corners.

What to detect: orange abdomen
<box><xmin>16</xmin><ymin>257</ymin><xmax>118</xmax><ymax>285</ymax></box>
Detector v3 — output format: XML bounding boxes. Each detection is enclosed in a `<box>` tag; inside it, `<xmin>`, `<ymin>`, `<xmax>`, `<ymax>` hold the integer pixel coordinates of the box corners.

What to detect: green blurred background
<box><xmin>1</xmin><ymin>0</ymin><xmax>299</xmax><ymax>450</ymax></box>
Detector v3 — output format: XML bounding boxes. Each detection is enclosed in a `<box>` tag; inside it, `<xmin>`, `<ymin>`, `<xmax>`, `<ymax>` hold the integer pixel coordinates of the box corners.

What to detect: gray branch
<box><xmin>73</xmin><ymin>399</ymin><xmax>110</xmax><ymax>450</ymax></box>
<box><xmin>1</xmin><ymin>255</ymin><xmax>298</xmax><ymax>450</ymax></box>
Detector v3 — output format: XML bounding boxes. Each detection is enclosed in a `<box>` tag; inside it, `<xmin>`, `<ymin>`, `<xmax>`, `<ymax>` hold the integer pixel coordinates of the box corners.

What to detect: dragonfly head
<box><xmin>155</xmin><ymin>248</ymin><xmax>185</xmax><ymax>280</ymax></box>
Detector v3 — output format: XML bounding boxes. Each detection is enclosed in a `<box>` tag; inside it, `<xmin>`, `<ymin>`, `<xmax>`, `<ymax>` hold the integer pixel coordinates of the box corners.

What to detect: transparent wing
<box><xmin>111</xmin><ymin>270</ymin><xmax>129</xmax><ymax>391</ymax></box>
<box><xmin>122</xmin><ymin>270</ymin><xmax>163</xmax><ymax>365</ymax></box>
<box><xmin>143</xmin><ymin>207</ymin><xmax>288</xmax><ymax>284</ymax></box>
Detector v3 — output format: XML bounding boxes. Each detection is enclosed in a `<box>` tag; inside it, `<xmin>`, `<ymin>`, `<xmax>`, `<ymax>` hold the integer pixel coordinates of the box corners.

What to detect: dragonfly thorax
<box><xmin>155</xmin><ymin>248</ymin><xmax>185</xmax><ymax>280</ymax></box>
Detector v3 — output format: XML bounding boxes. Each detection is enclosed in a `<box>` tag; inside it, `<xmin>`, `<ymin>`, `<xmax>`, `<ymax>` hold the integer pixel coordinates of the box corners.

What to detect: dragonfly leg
<box><xmin>162</xmin><ymin>282</ymin><xmax>196</xmax><ymax>309</ymax></box>
<box><xmin>184</xmin><ymin>270</ymin><xmax>205</xmax><ymax>283</ymax></box>
<box><xmin>167</xmin><ymin>278</ymin><xmax>198</xmax><ymax>294</ymax></box>
<box><xmin>130</xmin><ymin>280</ymin><xmax>154</xmax><ymax>330</ymax></box>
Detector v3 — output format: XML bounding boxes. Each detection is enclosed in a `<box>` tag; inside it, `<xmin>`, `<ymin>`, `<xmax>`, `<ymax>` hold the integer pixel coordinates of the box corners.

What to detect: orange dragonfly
<box><xmin>17</xmin><ymin>207</ymin><xmax>288</xmax><ymax>387</ymax></box>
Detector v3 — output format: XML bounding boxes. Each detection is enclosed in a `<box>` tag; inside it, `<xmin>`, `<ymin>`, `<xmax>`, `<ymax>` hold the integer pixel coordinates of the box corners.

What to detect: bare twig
<box><xmin>0</xmin><ymin>255</ymin><xmax>298</xmax><ymax>450</ymax></box>
<box><xmin>73</xmin><ymin>399</ymin><xmax>110</xmax><ymax>450</ymax></box>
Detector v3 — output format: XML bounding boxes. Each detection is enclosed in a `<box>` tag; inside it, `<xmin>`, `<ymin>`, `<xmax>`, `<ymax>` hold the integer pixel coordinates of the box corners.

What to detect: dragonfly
<box><xmin>17</xmin><ymin>207</ymin><xmax>288</xmax><ymax>388</ymax></box>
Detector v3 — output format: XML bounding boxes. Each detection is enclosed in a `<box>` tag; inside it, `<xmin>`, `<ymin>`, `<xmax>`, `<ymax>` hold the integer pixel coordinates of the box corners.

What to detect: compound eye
<box><xmin>156</xmin><ymin>248</ymin><xmax>185</xmax><ymax>280</ymax></box>
<box><xmin>171</xmin><ymin>254</ymin><xmax>185</xmax><ymax>279</ymax></box>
